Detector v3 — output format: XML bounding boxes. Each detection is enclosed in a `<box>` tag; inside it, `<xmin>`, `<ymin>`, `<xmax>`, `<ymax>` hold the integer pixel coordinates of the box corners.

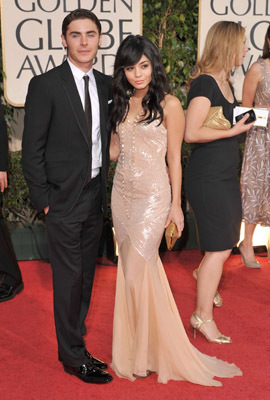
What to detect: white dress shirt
<box><xmin>67</xmin><ymin>58</ymin><xmax>101</xmax><ymax>178</ymax></box>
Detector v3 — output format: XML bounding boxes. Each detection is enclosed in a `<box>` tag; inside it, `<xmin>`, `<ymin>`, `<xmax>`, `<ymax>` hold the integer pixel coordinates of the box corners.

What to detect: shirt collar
<box><xmin>67</xmin><ymin>58</ymin><xmax>94</xmax><ymax>81</ymax></box>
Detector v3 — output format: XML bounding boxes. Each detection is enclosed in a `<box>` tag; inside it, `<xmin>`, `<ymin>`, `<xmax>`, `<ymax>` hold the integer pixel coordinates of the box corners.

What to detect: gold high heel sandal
<box><xmin>193</xmin><ymin>269</ymin><xmax>223</xmax><ymax>308</ymax></box>
<box><xmin>190</xmin><ymin>312</ymin><xmax>232</xmax><ymax>344</ymax></box>
<box><xmin>238</xmin><ymin>242</ymin><xmax>261</xmax><ymax>269</ymax></box>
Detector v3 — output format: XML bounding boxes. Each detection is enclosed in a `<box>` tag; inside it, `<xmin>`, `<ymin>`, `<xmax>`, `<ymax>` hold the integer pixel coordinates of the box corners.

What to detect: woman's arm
<box><xmin>184</xmin><ymin>96</ymin><xmax>255</xmax><ymax>143</ymax></box>
<box><xmin>109</xmin><ymin>131</ymin><xmax>120</xmax><ymax>161</ymax></box>
<box><xmin>164</xmin><ymin>95</ymin><xmax>185</xmax><ymax>238</ymax></box>
<box><xmin>242</xmin><ymin>61</ymin><xmax>262</xmax><ymax>107</ymax></box>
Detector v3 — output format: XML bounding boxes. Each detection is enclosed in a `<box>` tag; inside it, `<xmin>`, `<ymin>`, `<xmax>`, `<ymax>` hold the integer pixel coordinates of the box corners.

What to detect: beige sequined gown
<box><xmin>241</xmin><ymin>58</ymin><xmax>270</xmax><ymax>225</ymax></box>
<box><xmin>111</xmin><ymin>118</ymin><xmax>242</xmax><ymax>385</ymax></box>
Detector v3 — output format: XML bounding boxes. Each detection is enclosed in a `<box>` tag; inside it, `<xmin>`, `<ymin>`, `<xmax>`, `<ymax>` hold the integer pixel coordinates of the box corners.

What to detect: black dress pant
<box><xmin>45</xmin><ymin>176</ymin><xmax>103</xmax><ymax>367</ymax></box>
<box><xmin>0</xmin><ymin>193</ymin><xmax>22</xmax><ymax>285</ymax></box>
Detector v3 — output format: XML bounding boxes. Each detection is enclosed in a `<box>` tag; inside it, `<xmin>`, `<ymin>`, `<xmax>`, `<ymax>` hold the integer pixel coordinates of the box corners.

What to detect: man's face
<box><xmin>61</xmin><ymin>18</ymin><xmax>101</xmax><ymax>72</ymax></box>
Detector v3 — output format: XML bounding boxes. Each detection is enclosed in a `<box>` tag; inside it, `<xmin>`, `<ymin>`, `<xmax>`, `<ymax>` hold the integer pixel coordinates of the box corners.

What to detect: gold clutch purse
<box><xmin>165</xmin><ymin>221</ymin><xmax>178</xmax><ymax>251</ymax></box>
<box><xmin>203</xmin><ymin>106</ymin><xmax>231</xmax><ymax>130</ymax></box>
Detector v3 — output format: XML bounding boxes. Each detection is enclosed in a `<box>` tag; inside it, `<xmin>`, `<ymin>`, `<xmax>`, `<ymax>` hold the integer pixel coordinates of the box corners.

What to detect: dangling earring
<box><xmin>126</xmin><ymin>89</ymin><xmax>133</xmax><ymax>98</ymax></box>
<box><xmin>126</xmin><ymin>88</ymin><xmax>135</xmax><ymax>100</ymax></box>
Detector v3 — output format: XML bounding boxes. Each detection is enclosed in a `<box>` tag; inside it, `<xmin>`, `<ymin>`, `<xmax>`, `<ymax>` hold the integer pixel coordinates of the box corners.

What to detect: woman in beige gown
<box><xmin>109</xmin><ymin>34</ymin><xmax>242</xmax><ymax>385</ymax></box>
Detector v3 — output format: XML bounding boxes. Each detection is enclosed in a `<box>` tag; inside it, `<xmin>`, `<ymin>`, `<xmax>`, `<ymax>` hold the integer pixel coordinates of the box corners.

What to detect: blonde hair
<box><xmin>190</xmin><ymin>21</ymin><xmax>245</xmax><ymax>84</ymax></box>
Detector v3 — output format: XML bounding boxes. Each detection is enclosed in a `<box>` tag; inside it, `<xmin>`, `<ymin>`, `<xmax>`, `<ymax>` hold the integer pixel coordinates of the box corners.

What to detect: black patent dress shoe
<box><xmin>63</xmin><ymin>362</ymin><xmax>113</xmax><ymax>384</ymax></box>
<box><xmin>58</xmin><ymin>350</ymin><xmax>108</xmax><ymax>369</ymax></box>
<box><xmin>85</xmin><ymin>350</ymin><xmax>108</xmax><ymax>369</ymax></box>
<box><xmin>0</xmin><ymin>280</ymin><xmax>24</xmax><ymax>303</ymax></box>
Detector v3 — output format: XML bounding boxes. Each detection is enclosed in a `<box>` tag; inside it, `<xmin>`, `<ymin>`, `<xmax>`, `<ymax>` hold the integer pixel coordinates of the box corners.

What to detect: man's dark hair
<box><xmin>62</xmin><ymin>8</ymin><xmax>101</xmax><ymax>36</ymax></box>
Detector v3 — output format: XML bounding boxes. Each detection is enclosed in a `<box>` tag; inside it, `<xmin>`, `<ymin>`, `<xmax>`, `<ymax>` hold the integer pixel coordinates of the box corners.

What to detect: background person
<box><xmin>0</xmin><ymin>102</ymin><xmax>24</xmax><ymax>302</ymax></box>
<box><xmin>239</xmin><ymin>24</ymin><xmax>270</xmax><ymax>268</ymax></box>
<box><xmin>184</xmin><ymin>21</ymin><xmax>254</xmax><ymax>344</ymax></box>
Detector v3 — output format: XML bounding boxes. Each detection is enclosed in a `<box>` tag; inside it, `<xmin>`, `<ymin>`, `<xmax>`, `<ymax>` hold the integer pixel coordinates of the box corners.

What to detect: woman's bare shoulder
<box><xmin>163</xmin><ymin>94</ymin><xmax>182</xmax><ymax>111</ymax></box>
<box><xmin>246</xmin><ymin>60</ymin><xmax>262</xmax><ymax>78</ymax></box>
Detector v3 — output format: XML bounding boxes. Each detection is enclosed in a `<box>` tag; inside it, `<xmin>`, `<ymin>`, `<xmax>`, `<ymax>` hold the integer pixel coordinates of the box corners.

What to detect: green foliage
<box><xmin>143</xmin><ymin>0</ymin><xmax>198</xmax><ymax>187</ymax></box>
<box><xmin>2</xmin><ymin>151</ymin><xmax>39</xmax><ymax>226</ymax></box>
<box><xmin>143</xmin><ymin>0</ymin><xmax>199</xmax><ymax>108</ymax></box>
<box><xmin>0</xmin><ymin>25</ymin><xmax>34</xmax><ymax>224</ymax></box>
<box><xmin>143</xmin><ymin>1</ymin><xmax>199</xmax><ymax>210</ymax></box>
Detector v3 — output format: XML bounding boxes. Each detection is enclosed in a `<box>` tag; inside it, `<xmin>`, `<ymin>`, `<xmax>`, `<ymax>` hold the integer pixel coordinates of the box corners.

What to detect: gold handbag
<box><xmin>165</xmin><ymin>221</ymin><xmax>178</xmax><ymax>251</ymax></box>
<box><xmin>203</xmin><ymin>106</ymin><xmax>231</xmax><ymax>130</ymax></box>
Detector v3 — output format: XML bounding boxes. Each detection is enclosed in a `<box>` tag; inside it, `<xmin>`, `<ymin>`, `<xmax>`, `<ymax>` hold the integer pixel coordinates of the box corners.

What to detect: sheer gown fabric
<box><xmin>111</xmin><ymin>118</ymin><xmax>242</xmax><ymax>385</ymax></box>
<box><xmin>241</xmin><ymin>58</ymin><xmax>270</xmax><ymax>226</ymax></box>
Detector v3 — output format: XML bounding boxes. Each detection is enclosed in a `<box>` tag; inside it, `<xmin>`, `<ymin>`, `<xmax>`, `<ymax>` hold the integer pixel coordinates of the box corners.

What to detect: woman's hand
<box><xmin>164</xmin><ymin>94</ymin><xmax>184</xmax><ymax>238</ymax></box>
<box><xmin>44</xmin><ymin>206</ymin><xmax>49</xmax><ymax>215</ymax></box>
<box><xmin>165</xmin><ymin>204</ymin><xmax>184</xmax><ymax>238</ymax></box>
<box><xmin>0</xmin><ymin>171</ymin><xmax>7</xmax><ymax>192</ymax></box>
<box><xmin>229</xmin><ymin>112</ymin><xmax>255</xmax><ymax>136</ymax></box>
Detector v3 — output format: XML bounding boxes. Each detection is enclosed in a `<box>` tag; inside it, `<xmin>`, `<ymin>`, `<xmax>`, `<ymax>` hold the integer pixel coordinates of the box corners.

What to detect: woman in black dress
<box><xmin>184</xmin><ymin>21</ymin><xmax>254</xmax><ymax>343</ymax></box>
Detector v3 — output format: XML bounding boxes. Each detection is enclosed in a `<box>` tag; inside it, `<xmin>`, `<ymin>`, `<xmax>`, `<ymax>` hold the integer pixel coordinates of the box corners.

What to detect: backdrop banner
<box><xmin>0</xmin><ymin>0</ymin><xmax>142</xmax><ymax>106</ymax></box>
<box><xmin>199</xmin><ymin>0</ymin><xmax>270</xmax><ymax>100</ymax></box>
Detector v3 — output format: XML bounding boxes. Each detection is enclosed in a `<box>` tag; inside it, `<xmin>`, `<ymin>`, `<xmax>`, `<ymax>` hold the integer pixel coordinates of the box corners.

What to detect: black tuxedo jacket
<box><xmin>22</xmin><ymin>61</ymin><xmax>112</xmax><ymax>217</ymax></box>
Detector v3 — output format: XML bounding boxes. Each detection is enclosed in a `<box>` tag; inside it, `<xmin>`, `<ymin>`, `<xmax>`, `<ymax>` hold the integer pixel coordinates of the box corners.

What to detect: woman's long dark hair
<box><xmin>262</xmin><ymin>24</ymin><xmax>270</xmax><ymax>59</ymax></box>
<box><xmin>110</xmin><ymin>35</ymin><xmax>171</xmax><ymax>133</ymax></box>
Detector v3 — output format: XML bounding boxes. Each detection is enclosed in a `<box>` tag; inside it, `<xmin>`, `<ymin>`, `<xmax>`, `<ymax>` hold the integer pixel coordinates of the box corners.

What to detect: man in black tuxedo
<box><xmin>0</xmin><ymin>103</ymin><xmax>24</xmax><ymax>302</ymax></box>
<box><xmin>22</xmin><ymin>9</ymin><xmax>113</xmax><ymax>384</ymax></box>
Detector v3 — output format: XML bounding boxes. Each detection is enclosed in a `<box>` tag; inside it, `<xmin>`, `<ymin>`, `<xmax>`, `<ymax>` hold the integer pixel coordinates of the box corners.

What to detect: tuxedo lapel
<box><xmin>60</xmin><ymin>61</ymin><xmax>89</xmax><ymax>147</ymax></box>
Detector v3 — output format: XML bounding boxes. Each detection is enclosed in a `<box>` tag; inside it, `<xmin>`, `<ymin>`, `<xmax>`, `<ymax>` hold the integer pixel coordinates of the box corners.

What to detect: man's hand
<box><xmin>44</xmin><ymin>205</ymin><xmax>50</xmax><ymax>215</ymax></box>
<box><xmin>0</xmin><ymin>171</ymin><xmax>7</xmax><ymax>192</ymax></box>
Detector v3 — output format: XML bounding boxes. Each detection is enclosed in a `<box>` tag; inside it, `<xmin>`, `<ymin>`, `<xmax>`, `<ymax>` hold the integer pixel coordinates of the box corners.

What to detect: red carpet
<box><xmin>0</xmin><ymin>250</ymin><xmax>269</xmax><ymax>400</ymax></box>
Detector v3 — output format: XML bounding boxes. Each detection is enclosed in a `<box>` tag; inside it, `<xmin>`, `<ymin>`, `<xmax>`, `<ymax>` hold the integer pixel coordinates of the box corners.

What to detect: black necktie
<box><xmin>83</xmin><ymin>75</ymin><xmax>92</xmax><ymax>144</ymax></box>
<box><xmin>83</xmin><ymin>75</ymin><xmax>92</xmax><ymax>182</ymax></box>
